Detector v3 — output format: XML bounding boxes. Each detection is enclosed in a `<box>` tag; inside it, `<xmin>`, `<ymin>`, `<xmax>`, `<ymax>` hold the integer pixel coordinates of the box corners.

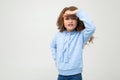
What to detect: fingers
<box><xmin>63</xmin><ymin>9</ymin><xmax>79</xmax><ymax>17</ymax></box>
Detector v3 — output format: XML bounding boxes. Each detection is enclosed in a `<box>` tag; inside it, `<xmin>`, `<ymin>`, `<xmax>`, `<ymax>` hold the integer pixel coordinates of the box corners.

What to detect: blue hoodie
<box><xmin>50</xmin><ymin>10</ymin><xmax>96</xmax><ymax>75</ymax></box>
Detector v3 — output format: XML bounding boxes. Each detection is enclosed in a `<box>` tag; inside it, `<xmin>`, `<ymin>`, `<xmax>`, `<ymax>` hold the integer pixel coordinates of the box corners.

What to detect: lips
<box><xmin>68</xmin><ymin>24</ymin><xmax>73</xmax><ymax>26</ymax></box>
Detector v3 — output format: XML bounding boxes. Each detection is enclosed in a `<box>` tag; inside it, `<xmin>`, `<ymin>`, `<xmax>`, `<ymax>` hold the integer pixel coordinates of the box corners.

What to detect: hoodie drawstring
<box><xmin>61</xmin><ymin>32</ymin><xmax>70</xmax><ymax>63</ymax></box>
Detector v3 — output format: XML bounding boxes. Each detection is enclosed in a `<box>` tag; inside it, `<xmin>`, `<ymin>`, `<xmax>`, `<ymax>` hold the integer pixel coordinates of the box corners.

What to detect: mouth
<box><xmin>68</xmin><ymin>24</ymin><xmax>73</xmax><ymax>26</ymax></box>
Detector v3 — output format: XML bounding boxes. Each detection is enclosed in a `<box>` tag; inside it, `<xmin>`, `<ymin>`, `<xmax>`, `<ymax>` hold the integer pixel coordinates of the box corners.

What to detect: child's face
<box><xmin>63</xmin><ymin>12</ymin><xmax>77</xmax><ymax>32</ymax></box>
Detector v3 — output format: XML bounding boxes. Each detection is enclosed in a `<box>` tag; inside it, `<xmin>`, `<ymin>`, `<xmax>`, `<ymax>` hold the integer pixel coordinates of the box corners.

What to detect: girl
<box><xmin>50</xmin><ymin>6</ymin><xmax>96</xmax><ymax>80</ymax></box>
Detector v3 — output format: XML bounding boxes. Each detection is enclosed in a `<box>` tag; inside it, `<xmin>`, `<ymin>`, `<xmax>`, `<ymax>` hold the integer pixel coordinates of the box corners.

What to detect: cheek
<box><xmin>74</xmin><ymin>21</ymin><xmax>77</xmax><ymax>27</ymax></box>
<box><xmin>63</xmin><ymin>21</ymin><xmax>68</xmax><ymax>26</ymax></box>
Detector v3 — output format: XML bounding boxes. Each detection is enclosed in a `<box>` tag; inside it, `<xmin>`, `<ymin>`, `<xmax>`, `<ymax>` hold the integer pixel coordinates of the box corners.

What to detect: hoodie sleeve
<box><xmin>50</xmin><ymin>33</ymin><xmax>57</xmax><ymax>62</ymax></box>
<box><xmin>76</xmin><ymin>9</ymin><xmax>96</xmax><ymax>44</ymax></box>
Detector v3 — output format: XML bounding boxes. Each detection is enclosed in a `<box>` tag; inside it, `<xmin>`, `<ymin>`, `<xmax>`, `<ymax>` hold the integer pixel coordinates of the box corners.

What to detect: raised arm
<box><xmin>76</xmin><ymin>9</ymin><xmax>96</xmax><ymax>44</ymax></box>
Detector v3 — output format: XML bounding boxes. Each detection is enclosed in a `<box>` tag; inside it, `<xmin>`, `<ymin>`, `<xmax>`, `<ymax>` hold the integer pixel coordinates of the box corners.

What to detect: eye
<box><xmin>71</xmin><ymin>17</ymin><xmax>77</xmax><ymax>20</ymax></box>
<box><xmin>64</xmin><ymin>17</ymin><xmax>69</xmax><ymax>20</ymax></box>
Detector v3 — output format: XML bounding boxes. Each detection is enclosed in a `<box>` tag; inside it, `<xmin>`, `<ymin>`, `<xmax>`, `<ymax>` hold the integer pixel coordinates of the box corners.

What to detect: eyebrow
<box><xmin>64</xmin><ymin>16</ymin><xmax>78</xmax><ymax>19</ymax></box>
<box><xmin>64</xmin><ymin>14</ymin><xmax>77</xmax><ymax>17</ymax></box>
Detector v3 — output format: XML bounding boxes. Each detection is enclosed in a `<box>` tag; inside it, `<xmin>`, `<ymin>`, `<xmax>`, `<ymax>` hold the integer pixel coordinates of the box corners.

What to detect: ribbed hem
<box><xmin>58</xmin><ymin>68</ymin><xmax>82</xmax><ymax>76</ymax></box>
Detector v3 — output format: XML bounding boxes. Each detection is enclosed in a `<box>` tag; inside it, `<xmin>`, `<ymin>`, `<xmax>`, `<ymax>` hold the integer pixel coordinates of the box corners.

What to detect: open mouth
<box><xmin>68</xmin><ymin>24</ymin><xmax>73</xmax><ymax>26</ymax></box>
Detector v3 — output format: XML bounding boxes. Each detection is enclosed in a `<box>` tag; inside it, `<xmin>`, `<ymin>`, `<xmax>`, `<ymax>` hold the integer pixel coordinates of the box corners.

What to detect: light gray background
<box><xmin>0</xmin><ymin>0</ymin><xmax>120</xmax><ymax>80</ymax></box>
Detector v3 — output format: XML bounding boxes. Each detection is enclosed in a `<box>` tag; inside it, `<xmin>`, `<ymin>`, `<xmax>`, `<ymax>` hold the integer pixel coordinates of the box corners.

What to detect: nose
<box><xmin>68</xmin><ymin>19</ymin><xmax>73</xmax><ymax>23</ymax></box>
